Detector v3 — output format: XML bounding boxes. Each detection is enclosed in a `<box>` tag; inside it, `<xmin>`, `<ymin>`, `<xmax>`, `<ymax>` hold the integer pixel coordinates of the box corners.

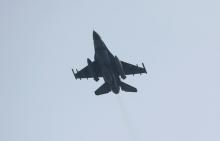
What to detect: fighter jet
<box><xmin>72</xmin><ymin>31</ymin><xmax>147</xmax><ymax>95</ymax></box>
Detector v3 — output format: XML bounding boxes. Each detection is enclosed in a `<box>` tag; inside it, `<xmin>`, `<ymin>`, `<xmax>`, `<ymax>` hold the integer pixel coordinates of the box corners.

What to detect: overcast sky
<box><xmin>1</xmin><ymin>0</ymin><xmax>220</xmax><ymax>141</ymax></box>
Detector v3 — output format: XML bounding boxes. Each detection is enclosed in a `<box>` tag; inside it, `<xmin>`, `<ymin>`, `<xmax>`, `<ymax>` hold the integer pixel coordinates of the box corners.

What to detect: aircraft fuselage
<box><xmin>93</xmin><ymin>31</ymin><xmax>120</xmax><ymax>94</ymax></box>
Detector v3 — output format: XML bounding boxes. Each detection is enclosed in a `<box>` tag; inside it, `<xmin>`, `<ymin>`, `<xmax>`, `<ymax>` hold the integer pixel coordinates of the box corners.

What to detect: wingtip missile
<box><xmin>142</xmin><ymin>63</ymin><xmax>147</xmax><ymax>74</ymax></box>
<box><xmin>71</xmin><ymin>68</ymin><xmax>77</xmax><ymax>79</ymax></box>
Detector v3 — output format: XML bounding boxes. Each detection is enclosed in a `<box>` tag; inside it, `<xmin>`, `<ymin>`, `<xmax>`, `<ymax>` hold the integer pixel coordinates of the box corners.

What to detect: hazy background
<box><xmin>1</xmin><ymin>0</ymin><xmax>220</xmax><ymax>141</ymax></box>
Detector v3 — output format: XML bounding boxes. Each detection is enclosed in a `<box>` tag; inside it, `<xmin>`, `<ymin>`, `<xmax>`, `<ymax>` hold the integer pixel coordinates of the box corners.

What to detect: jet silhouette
<box><xmin>72</xmin><ymin>31</ymin><xmax>147</xmax><ymax>95</ymax></box>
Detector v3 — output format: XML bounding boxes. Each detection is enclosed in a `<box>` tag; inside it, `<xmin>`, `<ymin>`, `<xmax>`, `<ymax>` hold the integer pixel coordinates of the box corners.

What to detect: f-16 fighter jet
<box><xmin>72</xmin><ymin>31</ymin><xmax>147</xmax><ymax>95</ymax></box>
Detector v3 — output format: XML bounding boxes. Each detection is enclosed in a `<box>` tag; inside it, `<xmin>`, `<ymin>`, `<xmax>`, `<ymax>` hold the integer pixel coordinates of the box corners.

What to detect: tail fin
<box><xmin>95</xmin><ymin>83</ymin><xmax>111</xmax><ymax>95</ymax></box>
<box><xmin>120</xmin><ymin>81</ymin><xmax>137</xmax><ymax>92</ymax></box>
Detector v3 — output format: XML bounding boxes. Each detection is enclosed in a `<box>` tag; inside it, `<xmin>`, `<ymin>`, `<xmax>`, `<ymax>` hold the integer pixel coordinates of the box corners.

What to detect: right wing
<box><xmin>121</xmin><ymin>61</ymin><xmax>147</xmax><ymax>75</ymax></box>
<box><xmin>72</xmin><ymin>61</ymin><xmax>102</xmax><ymax>79</ymax></box>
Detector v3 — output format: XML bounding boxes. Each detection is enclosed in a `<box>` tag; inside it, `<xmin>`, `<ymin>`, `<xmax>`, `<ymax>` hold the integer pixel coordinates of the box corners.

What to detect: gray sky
<box><xmin>1</xmin><ymin>0</ymin><xmax>220</xmax><ymax>141</ymax></box>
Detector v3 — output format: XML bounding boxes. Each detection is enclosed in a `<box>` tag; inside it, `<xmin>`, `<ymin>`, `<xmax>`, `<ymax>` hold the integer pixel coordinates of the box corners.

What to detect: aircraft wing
<box><xmin>72</xmin><ymin>61</ymin><xmax>102</xmax><ymax>79</ymax></box>
<box><xmin>121</xmin><ymin>61</ymin><xmax>147</xmax><ymax>75</ymax></box>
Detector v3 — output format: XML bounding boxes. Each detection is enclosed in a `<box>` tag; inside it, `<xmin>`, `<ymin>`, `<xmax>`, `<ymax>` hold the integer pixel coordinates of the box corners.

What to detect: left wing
<box><xmin>121</xmin><ymin>61</ymin><xmax>147</xmax><ymax>75</ymax></box>
<box><xmin>72</xmin><ymin>61</ymin><xmax>102</xmax><ymax>80</ymax></box>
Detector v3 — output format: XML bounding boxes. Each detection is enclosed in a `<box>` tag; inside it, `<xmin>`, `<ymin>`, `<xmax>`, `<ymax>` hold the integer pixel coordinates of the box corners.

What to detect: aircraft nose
<box><xmin>93</xmin><ymin>30</ymin><xmax>99</xmax><ymax>40</ymax></box>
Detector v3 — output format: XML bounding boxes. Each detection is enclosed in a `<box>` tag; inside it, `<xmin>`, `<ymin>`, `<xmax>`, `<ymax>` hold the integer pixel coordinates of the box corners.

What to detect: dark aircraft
<box><xmin>72</xmin><ymin>31</ymin><xmax>147</xmax><ymax>95</ymax></box>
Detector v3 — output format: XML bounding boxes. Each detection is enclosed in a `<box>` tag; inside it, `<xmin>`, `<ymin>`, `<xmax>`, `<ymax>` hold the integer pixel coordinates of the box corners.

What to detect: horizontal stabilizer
<box><xmin>95</xmin><ymin>83</ymin><xmax>111</xmax><ymax>95</ymax></box>
<box><xmin>120</xmin><ymin>81</ymin><xmax>137</xmax><ymax>92</ymax></box>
